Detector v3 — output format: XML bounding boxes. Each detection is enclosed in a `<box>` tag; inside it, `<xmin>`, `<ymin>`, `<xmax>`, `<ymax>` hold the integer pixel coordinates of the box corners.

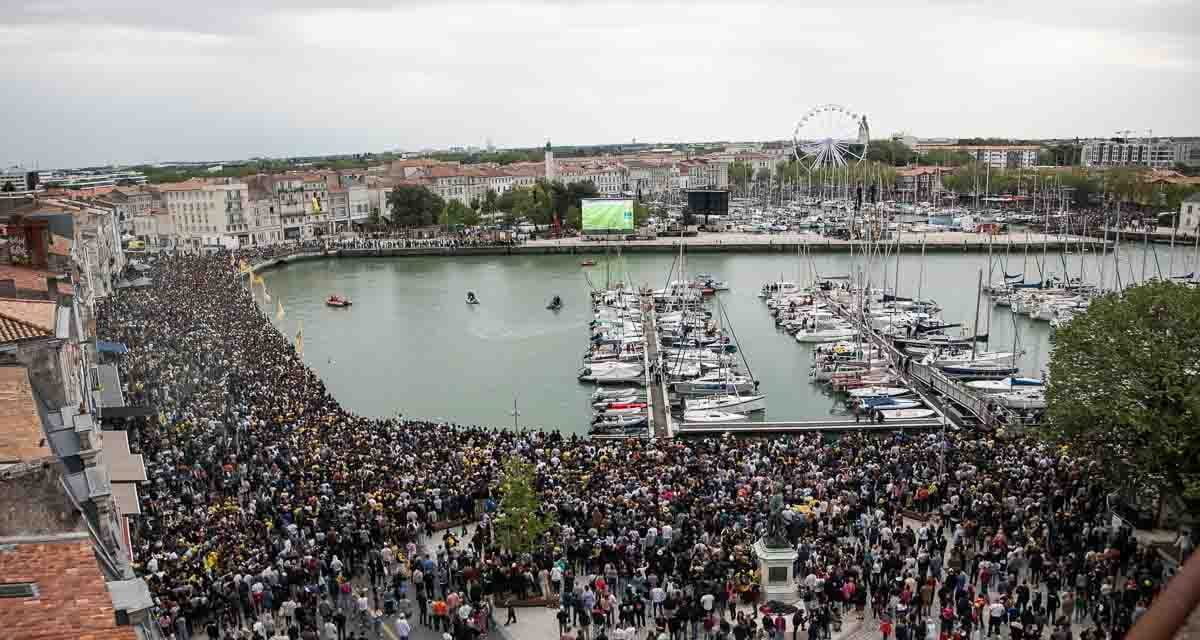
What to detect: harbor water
<box><xmin>261</xmin><ymin>242</ymin><xmax>1196</xmax><ymax>435</ymax></box>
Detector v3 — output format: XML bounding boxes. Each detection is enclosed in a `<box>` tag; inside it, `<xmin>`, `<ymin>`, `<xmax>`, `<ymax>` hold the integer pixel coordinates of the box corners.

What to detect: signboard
<box><xmin>582</xmin><ymin>198</ymin><xmax>634</xmax><ymax>232</ymax></box>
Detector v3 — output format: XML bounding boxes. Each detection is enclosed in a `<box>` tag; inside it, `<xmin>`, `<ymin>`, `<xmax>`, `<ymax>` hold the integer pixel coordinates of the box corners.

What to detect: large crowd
<box><xmin>97</xmin><ymin>253</ymin><xmax>1189</xmax><ymax>640</ymax></box>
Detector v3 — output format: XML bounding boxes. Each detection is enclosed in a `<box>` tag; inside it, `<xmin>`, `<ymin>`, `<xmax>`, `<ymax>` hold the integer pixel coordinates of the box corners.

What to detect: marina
<box><xmin>258</xmin><ymin>234</ymin><xmax>1196</xmax><ymax>435</ymax></box>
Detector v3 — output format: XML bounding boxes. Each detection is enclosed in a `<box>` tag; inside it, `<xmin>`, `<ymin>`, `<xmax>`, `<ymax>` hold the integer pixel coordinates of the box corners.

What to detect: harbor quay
<box><xmin>253</xmin><ymin>230</ymin><xmax>1100</xmax><ymax>263</ymax></box>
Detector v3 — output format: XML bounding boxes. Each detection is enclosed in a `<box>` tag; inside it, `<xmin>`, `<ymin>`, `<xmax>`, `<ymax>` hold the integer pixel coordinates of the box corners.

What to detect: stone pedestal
<box><xmin>753</xmin><ymin>538</ymin><xmax>798</xmax><ymax>601</ymax></box>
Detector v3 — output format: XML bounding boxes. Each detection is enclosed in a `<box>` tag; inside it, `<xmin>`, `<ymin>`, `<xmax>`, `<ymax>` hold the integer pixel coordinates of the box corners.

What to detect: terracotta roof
<box><xmin>0</xmin><ymin>536</ymin><xmax>138</xmax><ymax>640</ymax></box>
<box><xmin>0</xmin><ymin>366</ymin><xmax>48</xmax><ymax>464</ymax></box>
<box><xmin>0</xmin><ymin>298</ymin><xmax>56</xmax><ymax>343</ymax></box>
<box><xmin>0</xmin><ymin>264</ymin><xmax>72</xmax><ymax>296</ymax></box>
<box><xmin>153</xmin><ymin>179</ymin><xmax>208</xmax><ymax>192</ymax></box>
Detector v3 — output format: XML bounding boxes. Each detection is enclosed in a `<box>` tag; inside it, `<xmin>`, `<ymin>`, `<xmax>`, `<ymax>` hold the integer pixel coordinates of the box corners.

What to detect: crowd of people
<box><xmin>97</xmin><ymin>252</ymin><xmax>1187</xmax><ymax>640</ymax></box>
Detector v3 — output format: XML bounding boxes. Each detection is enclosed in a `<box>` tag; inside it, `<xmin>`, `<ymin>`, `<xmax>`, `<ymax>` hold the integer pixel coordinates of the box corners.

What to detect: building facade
<box><xmin>1081</xmin><ymin>139</ymin><xmax>1183</xmax><ymax>169</ymax></box>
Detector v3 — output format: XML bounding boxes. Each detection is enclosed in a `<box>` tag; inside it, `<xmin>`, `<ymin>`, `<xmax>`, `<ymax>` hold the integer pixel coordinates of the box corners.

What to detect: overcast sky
<box><xmin>2</xmin><ymin>0</ymin><xmax>1197</xmax><ymax>168</ymax></box>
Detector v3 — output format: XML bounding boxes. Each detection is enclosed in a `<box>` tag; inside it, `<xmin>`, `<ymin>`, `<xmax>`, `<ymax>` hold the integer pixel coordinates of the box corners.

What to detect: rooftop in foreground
<box><xmin>0</xmin><ymin>533</ymin><xmax>137</xmax><ymax>640</ymax></box>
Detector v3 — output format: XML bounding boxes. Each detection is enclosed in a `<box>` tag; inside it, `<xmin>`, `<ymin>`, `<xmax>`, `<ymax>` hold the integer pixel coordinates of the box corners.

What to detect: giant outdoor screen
<box><xmin>582</xmin><ymin>198</ymin><xmax>634</xmax><ymax>232</ymax></box>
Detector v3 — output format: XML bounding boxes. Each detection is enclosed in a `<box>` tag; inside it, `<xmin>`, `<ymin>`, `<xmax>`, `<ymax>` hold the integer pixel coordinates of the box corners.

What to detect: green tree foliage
<box><xmin>387</xmin><ymin>185</ymin><xmax>444</xmax><ymax>227</ymax></box>
<box><xmin>566</xmin><ymin>205</ymin><xmax>582</xmax><ymax>230</ymax></box>
<box><xmin>483</xmin><ymin>189</ymin><xmax>498</xmax><ymax>214</ymax></box>
<box><xmin>1042</xmin><ymin>281</ymin><xmax>1200</xmax><ymax>503</ymax></box>
<box><xmin>633</xmin><ymin>201</ymin><xmax>654</xmax><ymax>227</ymax></box>
<box><xmin>921</xmin><ymin>150</ymin><xmax>976</xmax><ymax>167</ymax></box>
<box><xmin>754</xmin><ymin>167</ymin><xmax>772</xmax><ymax>183</ymax></box>
<box><xmin>866</xmin><ymin>139</ymin><xmax>917</xmax><ymax>166</ymax></box>
<box><xmin>428</xmin><ymin>149</ymin><xmax>543</xmax><ymax>165</ymax></box>
<box><xmin>728</xmin><ymin>160</ymin><xmax>754</xmax><ymax>189</ymax></box>
<box><xmin>441</xmin><ymin>200</ymin><xmax>479</xmax><ymax>227</ymax></box>
<box><xmin>493</xmin><ymin>457</ymin><xmax>556</xmax><ymax>555</ymax></box>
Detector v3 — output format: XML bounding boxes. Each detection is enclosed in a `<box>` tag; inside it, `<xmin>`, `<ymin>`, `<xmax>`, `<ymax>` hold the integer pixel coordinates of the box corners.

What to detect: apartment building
<box><xmin>1080</xmin><ymin>139</ymin><xmax>1184</xmax><ymax>169</ymax></box>
<box><xmin>158</xmin><ymin>179</ymin><xmax>250</xmax><ymax>249</ymax></box>
<box><xmin>912</xmin><ymin>144</ymin><xmax>1040</xmax><ymax>169</ymax></box>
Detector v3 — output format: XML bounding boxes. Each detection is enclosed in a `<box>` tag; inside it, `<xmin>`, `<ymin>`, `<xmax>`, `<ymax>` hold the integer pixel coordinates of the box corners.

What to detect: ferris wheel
<box><xmin>792</xmin><ymin>104</ymin><xmax>870</xmax><ymax>171</ymax></box>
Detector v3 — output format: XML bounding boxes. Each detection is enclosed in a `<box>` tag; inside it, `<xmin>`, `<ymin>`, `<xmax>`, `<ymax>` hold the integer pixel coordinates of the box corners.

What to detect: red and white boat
<box><xmin>325</xmin><ymin>295</ymin><xmax>352</xmax><ymax>307</ymax></box>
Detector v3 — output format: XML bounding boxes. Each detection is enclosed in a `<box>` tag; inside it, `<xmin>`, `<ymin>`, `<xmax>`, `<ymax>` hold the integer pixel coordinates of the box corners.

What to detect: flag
<box><xmin>276</xmin><ymin>301</ymin><xmax>285</xmax><ymax>321</ymax></box>
<box><xmin>295</xmin><ymin>321</ymin><xmax>304</xmax><ymax>356</ymax></box>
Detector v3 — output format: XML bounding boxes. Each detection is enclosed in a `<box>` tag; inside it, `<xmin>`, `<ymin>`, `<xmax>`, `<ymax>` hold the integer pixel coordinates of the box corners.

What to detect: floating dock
<box><xmin>642</xmin><ymin>292</ymin><xmax>672</xmax><ymax>438</ymax></box>
<box><xmin>675</xmin><ymin>418</ymin><xmax>942</xmax><ymax>435</ymax></box>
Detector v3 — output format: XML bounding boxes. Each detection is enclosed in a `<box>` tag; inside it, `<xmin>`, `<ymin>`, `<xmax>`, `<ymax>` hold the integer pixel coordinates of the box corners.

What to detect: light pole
<box><xmin>510</xmin><ymin>395</ymin><xmax>521</xmax><ymax>431</ymax></box>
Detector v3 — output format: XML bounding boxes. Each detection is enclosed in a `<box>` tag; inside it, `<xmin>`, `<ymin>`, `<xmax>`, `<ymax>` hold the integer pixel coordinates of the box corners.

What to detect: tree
<box><xmin>921</xmin><ymin>149</ymin><xmax>976</xmax><ymax>167</ymax></box>
<box><xmin>483</xmin><ymin>189</ymin><xmax>498</xmax><ymax>215</ymax></box>
<box><xmin>387</xmin><ymin>185</ymin><xmax>444</xmax><ymax>227</ymax></box>
<box><xmin>728</xmin><ymin>160</ymin><xmax>754</xmax><ymax>190</ymax></box>
<box><xmin>1042</xmin><ymin>281</ymin><xmax>1200</xmax><ymax>514</ymax></box>
<box><xmin>565</xmin><ymin>205</ymin><xmax>582</xmax><ymax>230</ymax></box>
<box><xmin>492</xmin><ymin>457</ymin><xmax>555</xmax><ymax>555</ymax></box>
<box><xmin>754</xmin><ymin>167</ymin><xmax>772</xmax><ymax>183</ymax></box>
<box><xmin>866</xmin><ymin>139</ymin><xmax>917</xmax><ymax>166</ymax></box>
<box><xmin>633</xmin><ymin>201</ymin><xmax>653</xmax><ymax>227</ymax></box>
<box><xmin>441</xmin><ymin>200</ymin><xmax>478</xmax><ymax>227</ymax></box>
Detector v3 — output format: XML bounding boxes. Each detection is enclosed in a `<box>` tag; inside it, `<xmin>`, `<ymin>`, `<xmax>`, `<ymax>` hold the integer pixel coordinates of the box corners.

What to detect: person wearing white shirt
<box><xmin>394</xmin><ymin>614</ymin><xmax>412</xmax><ymax>640</ymax></box>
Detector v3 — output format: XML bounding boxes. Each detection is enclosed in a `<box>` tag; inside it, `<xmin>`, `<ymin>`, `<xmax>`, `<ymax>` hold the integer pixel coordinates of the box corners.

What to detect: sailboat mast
<box><xmin>971</xmin><ymin>269</ymin><xmax>983</xmax><ymax>360</ymax></box>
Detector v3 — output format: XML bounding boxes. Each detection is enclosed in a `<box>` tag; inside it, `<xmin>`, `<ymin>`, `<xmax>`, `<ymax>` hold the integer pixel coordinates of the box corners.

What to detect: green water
<box><xmin>260</xmin><ymin>243</ymin><xmax>1196</xmax><ymax>435</ymax></box>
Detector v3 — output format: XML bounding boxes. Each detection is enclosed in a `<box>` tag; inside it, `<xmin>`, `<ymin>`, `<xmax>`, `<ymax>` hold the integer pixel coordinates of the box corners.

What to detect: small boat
<box><xmin>965</xmin><ymin>377</ymin><xmax>1044</xmax><ymax>393</ymax></box>
<box><xmin>466</xmin><ymin>292</ymin><xmax>480</xmax><ymax>305</ymax></box>
<box><xmin>326</xmin><ymin>295</ymin><xmax>352</xmax><ymax>307</ymax></box>
<box><xmin>684</xmin><ymin>394</ymin><xmax>767</xmax><ymax>413</ymax></box>
<box><xmin>847</xmin><ymin>386</ymin><xmax>910</xmax><ymax>399</ymax></box>
<box><xmin>858</xmin><ymin>397</ymin><xmax>922</xmax><ymax>410</ymax></box>
<box><xmin>995</xmin><ymin>388</ymin><xmax>1047</xmax><ymax>410</ymax></box>
<box><xmin>580</xmin><ymin>259</ymin><xmax>597</xmax><ymax>266</ymax></box>
<box><xmin>591</xmin><ymin>415</ymin><xmax>647</xmax><ymax>429</ymax></box>
<box><xmin>682</xmin><ymin>410</ymin><xmax>747</xmax><ymax>423</ymax></box>
<box><xmin>547</xmin><ymin>295</ymin><xmax>563</xmax><ymax>311</ymax></box>
<box><xmin>592</xmin><ymin>387</ymin><xmax>645</xmax><ymax>401</ymax></box>
<box><xmin>873</xmin><ymin>408</ymin><xmax>937</xmax><ymax>420</ymax></box>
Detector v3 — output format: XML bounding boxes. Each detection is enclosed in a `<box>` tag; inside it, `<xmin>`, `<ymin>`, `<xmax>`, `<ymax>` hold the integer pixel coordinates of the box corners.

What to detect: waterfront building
<box><xmin>39</xmin><ymin>169</ymin><xmax>147</xmax><ymax>191</ymax></box>
<box><xmin>912</xmin><ymin>143</ymin><xmax>1040</xmax><ymax>168</ymax></box>
<box><xmin>1</xmin><ymin>166</ymin><xmax>38</xmax><ymax>194</ymax></box>
<box><xmin>157</xmin><ymin>179</ymin><xmax>250</xmax><ymax>249</ymax></box>
<box><xmin>1080</xmin><ymin>139</ymin><xmax>1184</xmax><ymax>169</ymax></box>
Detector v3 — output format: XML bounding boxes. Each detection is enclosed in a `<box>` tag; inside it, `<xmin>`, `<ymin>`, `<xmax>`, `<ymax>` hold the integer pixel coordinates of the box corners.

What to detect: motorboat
<box><xmin>858</xmin><ymin>396</ymin><xmax>922</xmax><ymax>410</ymax></box>
<box><xmin>873</xmin><ymin>408</ymin><xmax>937</xmax><ymax>420</ymax></box>
<box><xmin>580</xmin><ymin>259</ymin><xmax>596</xmax><ymax>266</ymax></box>
<box><xmin>592</xmin><ymin>387</ymin><xmax>645</xmax><ymax>401</ymax></box>
<box><xmin>591</xmin><ymin>415</ymin><xmax>647</xmax><ymax>430</ymax></box>
<box><xmin>995</xmin><ymin>388</ymin><xmax>1047</xmax><ymax>410</ymax></box>
<box><xmin>578</xmin><ymin>362</ymin><xmax>645</xmax><ymax>384</ymax></box>
<box><xmin>682</xmin><ymin>410</ymin><xmax>748</xmax><ymax>423</ymax></box>
<box><xmin>547</xmin><ymin>295</ymin><xmax>563</xmax><ymax>311</ymax></box>
<box><xmin>847</xmin><ymin>386</ymin><xmax>910</xmax><ymax>399</ymax></box>
<box><xmin>684</xmin><ymin>394</ymin><xmax>766</xmax><ymax>414</ymax></box>
<box><xmin>966</xmin><ymin>377</ymin><xmax>1044</xmax><ymax>393</ymax></box>
<box><xmin>326</xmin><ymin>295</ymin><xmax>352</xmax><ymax>307</ymax></box>
<box><xmin>597</xmin><ymin>405</ymin><xmax>648</xmax><ymax>417</ymax></box>
<box><xmin>465</xmin><ymin>292</ymin><xmax>480</xmax><ymax>305</ymax></box>
<box><xmin>795</xmin><ymin>327</ymin><xmax>859</xmax><ymax>343</ymax></box>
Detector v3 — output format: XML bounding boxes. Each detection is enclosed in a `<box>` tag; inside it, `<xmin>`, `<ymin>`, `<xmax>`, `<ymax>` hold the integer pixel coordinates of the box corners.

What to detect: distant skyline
<box><xmin>3</xmin><ymin>0</ymin><xmax>1197</xmax><ymax>169</ymax></box>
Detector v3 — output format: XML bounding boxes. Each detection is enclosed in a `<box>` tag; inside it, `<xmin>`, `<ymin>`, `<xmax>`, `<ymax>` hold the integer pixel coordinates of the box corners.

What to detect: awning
<box><xmin>101</xmin><ymin>431</ymin><xmax>147</xmax><ymax>483</ymax></box>
<box><xmin>115</xmin><ymin>276</ymin><xmax>153</xmax><ymax>289</ymax></box>
<box><xmin>97</xmin><ymin>340</ymin><xmax>129</xmax><ymax>355</ymax></box>
<box><xmin>111</xmin><ymin>482</ymin><xmax>142</xmax><ymax>516</ymax></box>
<box><xmin>95</xmin><ymin>364</ymin><xmax>126</xmax><ymax>410</ymax></box>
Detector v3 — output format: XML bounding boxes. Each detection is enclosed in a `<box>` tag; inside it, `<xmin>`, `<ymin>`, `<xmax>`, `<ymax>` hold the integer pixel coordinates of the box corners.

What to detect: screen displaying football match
<box><xmin>581</xmin><ymin>198</ymin><xmax>634</xmax><ymax>232</ymax></box>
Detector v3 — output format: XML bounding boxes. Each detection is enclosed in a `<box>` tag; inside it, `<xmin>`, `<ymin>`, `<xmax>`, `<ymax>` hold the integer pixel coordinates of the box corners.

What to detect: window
<box><xmin>0</xmin><ymin>583</ymin><xmax>38</xmax><ymax>598</ymax></box>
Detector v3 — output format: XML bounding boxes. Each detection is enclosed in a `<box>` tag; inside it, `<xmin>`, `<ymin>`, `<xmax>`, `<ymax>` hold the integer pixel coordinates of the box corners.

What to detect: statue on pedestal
<box><xmin>763</xmin><ymin>492</ymin><xmax>789</xmax><ymax>548</ymax></box>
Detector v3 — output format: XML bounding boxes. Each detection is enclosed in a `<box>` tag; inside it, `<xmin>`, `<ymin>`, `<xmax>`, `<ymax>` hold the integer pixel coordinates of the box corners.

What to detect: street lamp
<box><xmin>510</xmin><ymin>395</ymin><xmax>521</xmax><ymax>431</ymax></box>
